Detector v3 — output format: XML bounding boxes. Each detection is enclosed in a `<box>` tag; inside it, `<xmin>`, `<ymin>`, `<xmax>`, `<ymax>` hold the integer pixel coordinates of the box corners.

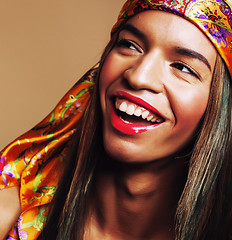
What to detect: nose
<box><xmin>123</xmin><ymin>51</ymin><xmax>164</xmax><ymax>93</ymax></box>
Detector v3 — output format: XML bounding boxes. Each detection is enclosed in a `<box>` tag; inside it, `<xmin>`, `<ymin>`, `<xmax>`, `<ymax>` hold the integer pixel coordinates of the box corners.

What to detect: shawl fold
<box><xmin>0</xmin><ymin>65</ymin><xmax>98</xmax><ymax>239</ymax></box>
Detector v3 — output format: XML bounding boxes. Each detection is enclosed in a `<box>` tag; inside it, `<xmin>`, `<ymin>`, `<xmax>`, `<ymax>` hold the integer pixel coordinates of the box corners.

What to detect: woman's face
<box><xmin>99</xmin><ymin>11</ymin><xmax>217</xmax><ymax>163</ymax></box>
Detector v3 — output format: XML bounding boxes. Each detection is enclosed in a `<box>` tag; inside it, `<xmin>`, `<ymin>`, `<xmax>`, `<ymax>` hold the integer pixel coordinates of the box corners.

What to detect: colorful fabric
<box><xmin>112</xmin><ymin>0</ymin><xmax>232</xmax><ymax>79</ymax></box>
<box><xmin>0</xmin><ymin>66</ymin><xmax>97</xmax><ymax>239</ymax></box>
<box><xmin>1</xmin><ymin>0</ymin><xmax>232</xmax><ymax>239</ymax></box>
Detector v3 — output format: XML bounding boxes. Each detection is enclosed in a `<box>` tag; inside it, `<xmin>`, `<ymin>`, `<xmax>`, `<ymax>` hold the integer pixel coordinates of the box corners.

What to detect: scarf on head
<box><xmin>112</xmin><ymin>0</ymin><xmax>232</xmax><ymax>78</ymax></box>
<box><xmin>0</xmin><ymin>1</ymin><xmax>231</xmax><ymax>239</ymax></box>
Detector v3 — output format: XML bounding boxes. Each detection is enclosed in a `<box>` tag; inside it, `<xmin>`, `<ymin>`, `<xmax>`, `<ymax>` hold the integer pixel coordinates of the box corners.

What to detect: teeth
<box><xmin>115</xmin><ymin>100</ymin><xmax>120</xmax><ymax>109</ymax></box>
<box><xmin>115</xmin><ymin>98</ymin><xmax>164</xmax><ymax>123</ymax></box>
<box><xmin>146</xmin><ymin>115</ymin><xmax>153</xmax><ymax>121</ymax></box>
<box><xmin>134</xmin><ymin>108</ymin><xmax>142</xmax><ymax>117</ymax></box>
<box><xmin>151</xmin><ymin>117</ymin><xmax>162</xmax><ymax>123</ymax></box>
<box><xmin>119</xmin><ymin>102</ymin><xmax>127</xmax><ymax>112</ymax></box>
<box><xmin>142</xmin><ymin>110</ymin><xmax>149</xmax><ymax>119</ymax></box>
<box><xmin>126</xmin><ymin>104</ymin><xmax>135</xmax><ymax>115</ymax></box>
<box><xmin>151</xmin><ymin>117</ymin><xmax>157</xmax><ymax>123</ymax></box>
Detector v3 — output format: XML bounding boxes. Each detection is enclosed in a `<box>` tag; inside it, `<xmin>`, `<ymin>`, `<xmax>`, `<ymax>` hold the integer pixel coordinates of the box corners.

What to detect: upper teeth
<box><xmin>115</xmin><ymin>98</ymin><xmax>163</xmax><ymax>123</ymax></box>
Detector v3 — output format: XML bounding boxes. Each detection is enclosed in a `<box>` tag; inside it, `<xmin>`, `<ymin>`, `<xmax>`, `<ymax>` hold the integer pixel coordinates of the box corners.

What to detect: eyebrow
<box><xmin>119</xmin><ymin>23</ymin><xmax>147</xmax><ymax>42</ymax></box>
<box><xmin>120</xmin><ymin>24</ymin><xmax>212</xmax><ymax>72</ymax></box>
<box><xmin>174</xmin><ymin>46</ymin><xmax>212</xmax><ymax>72</ymax></box>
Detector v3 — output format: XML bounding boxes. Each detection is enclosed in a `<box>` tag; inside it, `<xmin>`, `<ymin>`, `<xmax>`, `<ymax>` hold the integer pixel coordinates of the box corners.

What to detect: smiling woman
<box><xmin>100</xmin><ymin>11</ymin><xmax>216</xmax><ymax>162</ymax></box>
<box><xmin>0</xmin><ymin>0</ymin><xmax>232</xmax><ymax>240</ymax></box>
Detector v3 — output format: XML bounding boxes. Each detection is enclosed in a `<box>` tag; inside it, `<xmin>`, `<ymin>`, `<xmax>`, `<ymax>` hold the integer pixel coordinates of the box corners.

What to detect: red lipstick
<box><xmin>111</xmin><ymin>91</ymin><xmax>164</xmax><ymax>135</ymax></box>
<box><xmin>117</xmin><ymin>91</ymin><xmax>163</xmax><ymax>116</ymax></box>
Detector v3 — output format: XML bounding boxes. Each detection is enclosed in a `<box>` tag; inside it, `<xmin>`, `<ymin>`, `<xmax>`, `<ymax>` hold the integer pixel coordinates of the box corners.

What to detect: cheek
<box><xmin>99</xmin><ymin>61</ymin><xmax>112</xmax><ymax>112</ymax></box>
<box><xmin>99</xmin><ymin>53</ymin><xmax>127</xmax><ymax>110</ymax></box>
<box><xmin>99</xmin><ymin>55</ymin><xmax>117</xmax><ymax>108</ymax></box>
<box><xmin>100</xmin><ymin>54</ymin><xmax>123</xmax><ymax>90</ymax></box>
<box><xmin>161</xmin><ymin>87</ymin><xmax>210</xmax><ymax>153</ymax></box>
<box><xmin>173</xmin><ymin>87</ymin><xmax>210</xmax><ymax>133</ymax></box>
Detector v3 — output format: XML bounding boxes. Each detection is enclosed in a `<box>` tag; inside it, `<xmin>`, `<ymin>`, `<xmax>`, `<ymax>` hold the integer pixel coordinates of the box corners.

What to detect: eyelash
<box><xmin>116</xmin><ymin>39</ymin><xmax>199</xmax><ymax>79</ymax></box>
<box><xmin>171</xmin><ymin>62</ymin><xmax>199</xmax><ymax>79</ymax></box>
<box><xmin>117</xmin><ymin>38</ymin><xmax>142</xmax><ymax>52</ymax></box>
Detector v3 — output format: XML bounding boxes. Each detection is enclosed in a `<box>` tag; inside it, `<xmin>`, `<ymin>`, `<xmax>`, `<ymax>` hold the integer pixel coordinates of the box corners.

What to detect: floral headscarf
<box><xmin>112</xmin><ymin>0</ymin><xmax>232</xmax><ymax>78</ymax></box>
<box><xmin>0</xmin><ymin>1</ymin><xmax>231</xmax><ymax>239</ymax></box>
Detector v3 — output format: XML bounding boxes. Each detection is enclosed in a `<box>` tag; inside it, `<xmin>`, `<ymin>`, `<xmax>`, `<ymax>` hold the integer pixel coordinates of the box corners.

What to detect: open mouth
<box><xmin>111</xmin><ymin>96</ymin><xmax>165</xmax><ymax>135</ymax></box>
<box><xmin>115</xmin><ymin>98</ymin><xmax>164</xmax><ymax>125</ymax></box>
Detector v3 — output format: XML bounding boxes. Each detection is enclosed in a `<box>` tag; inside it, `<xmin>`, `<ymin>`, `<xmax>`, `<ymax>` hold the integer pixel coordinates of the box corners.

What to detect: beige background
<box><xmin>0</xmin><ymin>0</ymin><xmax>125</xmax><ymax>149</ymax></box>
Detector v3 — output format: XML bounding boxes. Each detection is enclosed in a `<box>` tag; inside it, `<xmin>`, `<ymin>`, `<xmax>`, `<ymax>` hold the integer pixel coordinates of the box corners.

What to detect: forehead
<box><xmin>124</xmin><ymin>10</ymin><xmax>216</xmax><ymax>61</ymax></box>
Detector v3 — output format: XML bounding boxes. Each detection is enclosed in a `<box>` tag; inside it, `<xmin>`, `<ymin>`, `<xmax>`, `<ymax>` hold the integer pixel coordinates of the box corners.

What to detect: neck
<box><xmin>85</xmin><ymin>156</ymin><xmax>188</xmax><ymax>240</ymax></box>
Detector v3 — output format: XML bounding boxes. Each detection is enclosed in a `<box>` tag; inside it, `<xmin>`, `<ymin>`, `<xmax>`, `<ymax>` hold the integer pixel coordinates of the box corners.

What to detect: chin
<box><xmin>103</xmin><ymin>135</ymin><xmax>193</xmax><ymax>165</ymax></box>
<box><xmin>103</xmin><ymin>139</ymin><xmax>144</xmax><ymax>163</ymax></box>
<box><xmin>103</xmin><ymin>137</ymin><xmax>159</xmax><ymax>164</ymax></box>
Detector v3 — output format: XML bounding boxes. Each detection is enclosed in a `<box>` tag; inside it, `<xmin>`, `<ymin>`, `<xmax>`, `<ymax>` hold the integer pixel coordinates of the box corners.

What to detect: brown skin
<box><xmin>84</xmin><ymin>11</ymin><xmax>216</xmax><ymax>240</ymax></box>
<box><xmin>84</xmin><ymin>156</ymin><xmax>188</xmax><ymax>240</ymax></box>
<box><xmin>0</xmin><ymin>11</ymin><xmax>216</xmax><ymax>240</ymax></box>
<box><xmin>0</xmin><ymin>186</ymin><xmax>21</xmax><ymax>240</ymax></box>
<box><xmin>99</xmin><ymin>12</ymin><xmax>216</xmax><ymax>164</ymax></box>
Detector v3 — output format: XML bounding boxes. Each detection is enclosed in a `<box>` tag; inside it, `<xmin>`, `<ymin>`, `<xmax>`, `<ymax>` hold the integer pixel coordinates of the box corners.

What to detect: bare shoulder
<box><xmin>0</xmin><ymin>186</ymin><xmax>21</xmax><ymax>240</ymax></box>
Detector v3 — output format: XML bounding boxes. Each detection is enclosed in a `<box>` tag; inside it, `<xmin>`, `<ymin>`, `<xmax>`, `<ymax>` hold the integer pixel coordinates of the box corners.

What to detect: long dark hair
<box><xmin>38</xmin><ymin>34</ymin><xmax>118</xmax><ymax>240</ymax></box>
<box><xmin>39</xmin><ymin>34</ymin><xmax>232</xmax><ymax>240</ymax></box>
<box><xmin>176</xmin><ymin>55</ymin><xmax>232</xmax><ymax>240</ymax></box>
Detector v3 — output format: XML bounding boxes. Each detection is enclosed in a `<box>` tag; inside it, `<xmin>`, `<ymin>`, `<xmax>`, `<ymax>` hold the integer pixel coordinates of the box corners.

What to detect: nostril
<box><xmin>122</xmin><ymin>77</ymin><xmax>138</xmax><ymax>90</ymax></box>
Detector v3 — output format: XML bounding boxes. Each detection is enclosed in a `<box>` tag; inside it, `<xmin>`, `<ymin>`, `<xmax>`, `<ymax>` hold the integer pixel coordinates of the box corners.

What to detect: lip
<box><xmin>116</xmin><ymin>91</ymin><xmax>163</xmax><ymax>117</ymax></box>
<box><xmin>111</xmin><ymin>91</ymin><xmax>164</xmax><ymax>135</ymax></box>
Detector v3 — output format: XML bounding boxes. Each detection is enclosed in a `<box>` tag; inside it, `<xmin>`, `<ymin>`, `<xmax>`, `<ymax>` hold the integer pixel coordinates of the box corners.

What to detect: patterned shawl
<box><xmin>0</xmin><ymin>0</ymin><xmax>231</xmax><ymax>239</ymax></box>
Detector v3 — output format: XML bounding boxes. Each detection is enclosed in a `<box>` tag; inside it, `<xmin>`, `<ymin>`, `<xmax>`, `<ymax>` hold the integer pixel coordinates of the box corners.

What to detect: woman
<box><xmin>1</xmin><ymin>0</ymin><xmax>232</xmax><ymax>239</ymax></box>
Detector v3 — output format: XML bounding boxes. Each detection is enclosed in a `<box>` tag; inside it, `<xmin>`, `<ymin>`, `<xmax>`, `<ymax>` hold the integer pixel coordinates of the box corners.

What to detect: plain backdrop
<box><xmin>0</xmin><ymin>0</ymin><xmax>125</xmax><ymax>149</ymax></box>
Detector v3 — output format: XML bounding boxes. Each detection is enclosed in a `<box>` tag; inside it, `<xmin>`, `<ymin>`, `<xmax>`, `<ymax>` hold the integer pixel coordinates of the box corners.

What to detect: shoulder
<box><xmin>0</xmin><ymin>186</ymin><xmax>21</xmax><ymax>240</ymax></box>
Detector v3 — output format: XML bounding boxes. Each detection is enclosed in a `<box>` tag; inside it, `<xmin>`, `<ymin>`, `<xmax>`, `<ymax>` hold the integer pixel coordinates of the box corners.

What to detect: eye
<box><xmin>116</xmin><ymin>39</ymin><xmax>142</xmax><ymax>53</ymax></box>
<box><xmin>171</xmin><ymin>62</ymin><xmax>199</xmax><ymax>79</ymax></box>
